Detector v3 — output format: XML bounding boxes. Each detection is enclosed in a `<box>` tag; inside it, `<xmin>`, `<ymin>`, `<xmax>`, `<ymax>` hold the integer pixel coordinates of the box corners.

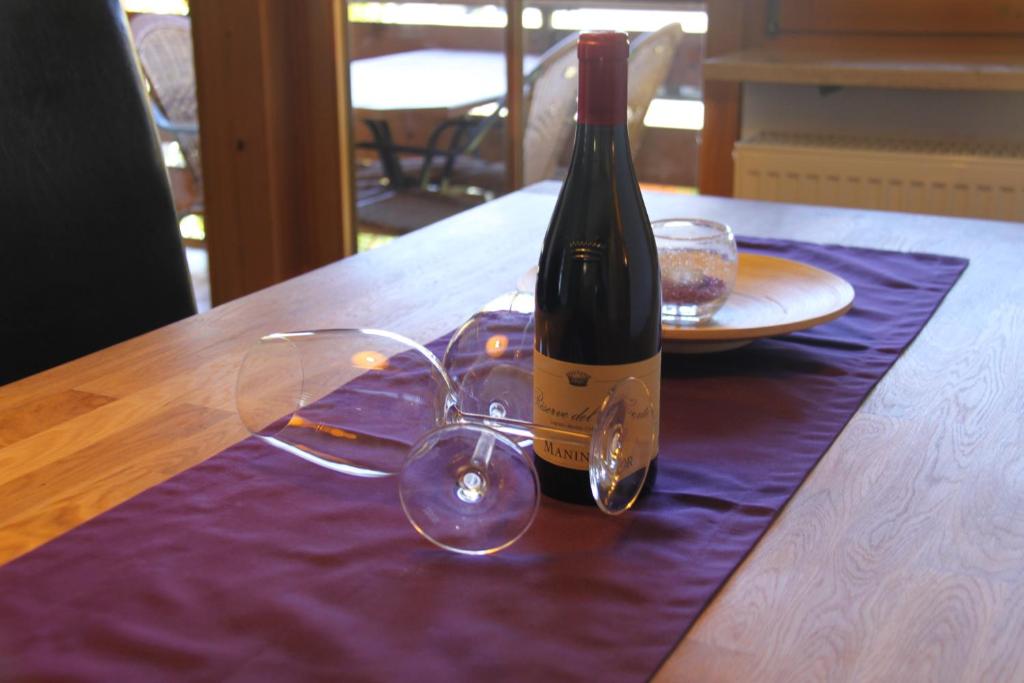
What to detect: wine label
<box><xmin>533</xmin><ymin>350</ymin><xmax>661</xmax><ymax>471</ymax></box>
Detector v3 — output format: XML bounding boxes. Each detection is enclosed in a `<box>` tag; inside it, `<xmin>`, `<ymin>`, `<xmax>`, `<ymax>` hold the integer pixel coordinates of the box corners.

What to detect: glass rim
<box><xmin>652</xmin><ymin>217</ymin><xmax>733</xmax><ymax>242</ymax></box>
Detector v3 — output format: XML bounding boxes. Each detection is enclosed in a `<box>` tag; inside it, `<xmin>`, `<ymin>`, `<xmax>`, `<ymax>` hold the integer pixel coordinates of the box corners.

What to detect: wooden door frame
<box><xmin>191</xmin><ymin>0</ymin><xmax>357</xmax><ymax>305</ymax></box>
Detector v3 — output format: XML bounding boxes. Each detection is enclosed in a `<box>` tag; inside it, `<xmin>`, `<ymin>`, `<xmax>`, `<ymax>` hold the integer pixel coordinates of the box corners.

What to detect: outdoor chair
<box><xmin>130</xmin><ymin>13</ymin><xmax>204</xmax><ymax>219</ymax></box>
<box><xmin>356</xmin><ymin>34</ymin><xmax>579</xmax><ymax>235</ymax></box>
<box><xmin>382</xmin><ymin>24</ymin><xmax>682</xmax><ymax>203</ymax></box>
<box><xmin>0</xmin><ymin>0</ymin><xmax>196</xmax><ymax>385</ymax></box>
<box><xmin>440</xmin><ymin>25</ymin><xmax>682</xmax><ymax>192</ymax></box>
<box><xmin>434</xmin><ymin>33</ymin><xmax>581</xmax><ymax>194</ymax></box>
<box><xmin>626</xmin><ymin>23</ymin><xmax>684</xmax><ymax>157</ymax></box>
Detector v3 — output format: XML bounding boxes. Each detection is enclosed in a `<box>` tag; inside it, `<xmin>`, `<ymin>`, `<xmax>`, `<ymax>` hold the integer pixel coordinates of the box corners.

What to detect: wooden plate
<box><xmin>663</xmin><ymin>253</ymin><xmax>854</xmax><ymax>352</ymax></box>
<box><xmin>517</xmin><ymin>253</ymin><xmax>855</xmax><ymax>353</ymax></box>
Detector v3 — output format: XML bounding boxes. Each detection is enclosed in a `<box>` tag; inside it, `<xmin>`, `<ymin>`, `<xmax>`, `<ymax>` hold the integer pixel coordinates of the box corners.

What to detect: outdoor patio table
<box><xmin>351</xmin><ymin>49</ymin><xmax>540</xmax><ymax>115</ymax></box>
<box><xmin>350</xmin><ymin>49</ymin><xmax>539</xmax><ymax>187</ymax></box>
<box><xmin>1</xmin><ymin>182</ymin><xmax>1021</xmax><ymax>680</ymax></box>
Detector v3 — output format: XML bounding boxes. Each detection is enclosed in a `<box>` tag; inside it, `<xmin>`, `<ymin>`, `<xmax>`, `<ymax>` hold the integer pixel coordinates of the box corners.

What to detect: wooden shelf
<box><xmin>704</xmin><ymin>36</ymin><xmax>1024</xmax><ymax>92</ymax></box>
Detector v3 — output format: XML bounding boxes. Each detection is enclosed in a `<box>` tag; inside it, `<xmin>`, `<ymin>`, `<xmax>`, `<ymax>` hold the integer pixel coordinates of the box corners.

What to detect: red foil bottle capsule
<box><xmin>576</xmin><ymin>31</ymin><xmax>628</xmax><ymax>126</ymax></box>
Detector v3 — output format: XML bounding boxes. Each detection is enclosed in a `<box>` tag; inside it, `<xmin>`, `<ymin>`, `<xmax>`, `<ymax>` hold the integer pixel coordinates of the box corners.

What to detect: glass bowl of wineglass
<box><xmin>236</xmin><ymin>328</ymin><xmax>453</xmax><ymax>479</ymax></box>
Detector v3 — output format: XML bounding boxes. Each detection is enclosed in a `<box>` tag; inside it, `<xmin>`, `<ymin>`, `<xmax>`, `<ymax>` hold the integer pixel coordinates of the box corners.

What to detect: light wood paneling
<box><xmin>704</xmin><ymin>35</ymin><xmax>1024</xmax><ymax>91</ymax></box>
<box><xmin>778</xmin><ymin>0</ymin><xmax>1024</xmax><ymax>34</ymax></box>
<box><xmin>505</xmin><ymin>0</ymin><xmax>525</xmax><ymax>191</ymax></box>
<box><xmin>191</xmin><ymin>0</ymin><xmax>356</xmax><ymax>306</ymax></box>
<box><xmin>698</xmin><ymin>80</ymin><xmax>740</xmax><ymax>196</ymax></box>
<box><xmin>698</xmin><ymin>0</ymin><xmax>753</xmax><ymax>195</ymax></box>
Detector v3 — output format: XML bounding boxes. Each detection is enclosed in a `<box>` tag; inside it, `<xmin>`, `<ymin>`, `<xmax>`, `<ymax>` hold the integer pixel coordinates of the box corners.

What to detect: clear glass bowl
<box><xmin>653</xmin><ymin>218</ymin><xmax>738</xmax><ymax>324</ymax></box>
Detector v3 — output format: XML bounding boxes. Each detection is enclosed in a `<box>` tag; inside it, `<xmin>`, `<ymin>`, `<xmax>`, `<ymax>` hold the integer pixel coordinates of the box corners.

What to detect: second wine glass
<box><xmin>438</xmin><ymin>305</ymin><xmax>657</xmax><ymax>516</ymax></box>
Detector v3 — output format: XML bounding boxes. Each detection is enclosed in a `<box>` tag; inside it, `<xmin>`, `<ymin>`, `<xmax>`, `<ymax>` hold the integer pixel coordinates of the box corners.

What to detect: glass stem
<box><xmin>458</xmin><ymin>428</ymin><xmax>496</xmax><ymax>504</ymax></box>
<box><xmin>469</xmin><ymin>428</ymin><xmax>496</xmax><ymax>469</ymax></box>
<box><xmin>459</xmin><ymin>410</ymin><xmax>590</xmax><ymax>449</ymax></box>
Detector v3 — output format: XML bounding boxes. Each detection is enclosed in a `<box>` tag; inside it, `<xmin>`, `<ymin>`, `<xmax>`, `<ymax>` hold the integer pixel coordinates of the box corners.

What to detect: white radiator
<box><xmin>733</xmin><ymin>133</ymin><xmax>1024</xmax><ymax>222</ymax></box>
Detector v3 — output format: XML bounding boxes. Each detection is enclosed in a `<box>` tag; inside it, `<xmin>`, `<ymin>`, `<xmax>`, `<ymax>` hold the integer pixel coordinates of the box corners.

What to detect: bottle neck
<box><xmin>570</xmin><ymin>123</ymin><xmax>631</xmax><ymax>161</ymax></box>
<box><xmin>577</xmin><ymin>55</ymin><xmax>627</xmax><ymax>126</ymax></box>
<box><xmin>563</xmin><ymin>122</ymin><xmax>636</xmax><ymax>199</ymax></box>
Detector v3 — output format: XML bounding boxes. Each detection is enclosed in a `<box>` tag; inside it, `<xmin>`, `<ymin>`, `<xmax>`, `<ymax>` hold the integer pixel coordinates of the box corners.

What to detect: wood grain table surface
<box><xmin>2</xmin><ymin>182</ymin><xmax>1022</xmax><ymax>681</ymax></box>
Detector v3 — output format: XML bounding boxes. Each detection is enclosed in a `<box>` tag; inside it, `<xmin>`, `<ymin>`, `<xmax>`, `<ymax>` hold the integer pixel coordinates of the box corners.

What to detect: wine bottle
<box><xmin>533</xmin><ymin>31</ymin><xmax>662</xmax><ymax>505</ymax></box>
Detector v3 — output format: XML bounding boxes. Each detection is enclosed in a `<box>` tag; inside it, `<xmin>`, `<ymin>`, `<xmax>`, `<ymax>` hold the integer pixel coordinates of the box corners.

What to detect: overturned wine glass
<box><xmin>439</xmin><ymin>298</ymin><xmax>656</xmax><ymax>516</ymax></box>
<box><xmin>235</xmin><ymin>312</ymin><xmax>655</xmax><ymax>555</ymax></box>
<box><xmin>236</xmin><ymin>328</ymin><xmax>451</xmax><ymax>479</ymax></box>
<box><xmin>237</xmin><ymin>327</ymin><xmax>538</xmax><ymax>554</ymax></box>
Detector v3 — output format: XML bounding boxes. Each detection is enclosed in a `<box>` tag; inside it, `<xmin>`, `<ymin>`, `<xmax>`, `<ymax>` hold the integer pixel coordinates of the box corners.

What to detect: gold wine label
<box><xmin>533</xmin><ymin>350</ymin><xmax>661</xmax><ymax>471</ymax></box>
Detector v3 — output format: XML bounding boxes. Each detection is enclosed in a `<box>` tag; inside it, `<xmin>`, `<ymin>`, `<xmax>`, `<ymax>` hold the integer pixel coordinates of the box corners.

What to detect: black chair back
<box><xmin>0</xmin><ymin>0</ymin><xmax>196</xmax><ymax>385</ymax></box>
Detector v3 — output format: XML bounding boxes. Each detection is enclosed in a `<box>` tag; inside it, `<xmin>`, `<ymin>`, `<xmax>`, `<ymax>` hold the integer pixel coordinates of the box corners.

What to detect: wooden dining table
<box><xmin>2</xmin><ymin>182</ymin><xmax>1022</xmax><ymax>680</ymax></box>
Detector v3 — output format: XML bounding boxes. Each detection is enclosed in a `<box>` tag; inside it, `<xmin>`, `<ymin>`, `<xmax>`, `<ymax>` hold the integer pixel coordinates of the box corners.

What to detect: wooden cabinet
<box><xmin>699</xmin><ymin>0</ymin><xmax>1024</xmax><ymax>196</ymax></box>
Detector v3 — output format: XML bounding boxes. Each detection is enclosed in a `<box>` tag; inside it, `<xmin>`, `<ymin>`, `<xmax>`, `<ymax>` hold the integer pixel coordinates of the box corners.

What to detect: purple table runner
<box><xmin>0</xmin><ymin>239</ymin><xmax>967</xmax><ymax>681</ymax></box>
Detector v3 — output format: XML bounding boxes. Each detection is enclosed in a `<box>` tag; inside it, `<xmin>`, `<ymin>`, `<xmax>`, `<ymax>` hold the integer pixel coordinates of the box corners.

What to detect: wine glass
<box><xmin>398</xmin><ymin>372</ymin><xmax>654</xmax><ymax>554</ymax></box>
<box><xmin>236</xmin><ymin>329</ymin><xmax>453</xmax><ymax>478</ymax></box>
<box><xmin>236</xmin><ymin>328</ymin><xmax>540</xmax><ymax>554</ymax></box>
<box><xmin>399</xmin><ymin>423</ymin><xmax>540</xmax><ymax>555</ymax></box>
<box><xmin>440</xmin><ymin>302</ymin><xmax>657</xmax><ymax>514</ymax></box>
